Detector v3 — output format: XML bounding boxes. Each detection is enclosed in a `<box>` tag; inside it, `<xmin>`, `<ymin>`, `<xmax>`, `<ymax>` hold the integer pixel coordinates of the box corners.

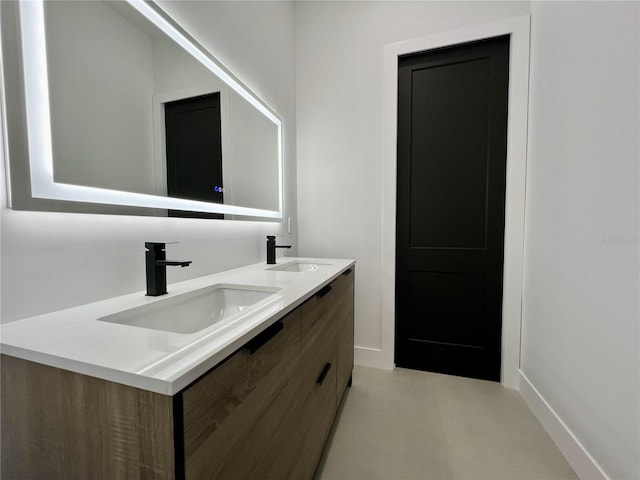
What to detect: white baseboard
<box><xmin>518</xmin><ymin>371</ymin><xmax>610</xmax><ymax>480</ymax></box>
<box><xmin>354</xmin><ymin>346</ymin><xmax>391</xmax><ymax>369</ymax></box>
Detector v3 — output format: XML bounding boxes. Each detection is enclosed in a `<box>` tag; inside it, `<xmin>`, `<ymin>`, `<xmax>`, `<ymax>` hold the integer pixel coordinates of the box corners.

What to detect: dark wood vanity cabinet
<box><xmin>1</xmin><ymin>268</ymin><xmax>355</xmax><ymax>480</ymax></box>
<box><xmin>181</xmin><ymin>308</ymin><xmax>304</xmax><ymax>480</ymax></box>
<box><xmin>1</xmin><ymin>355</ymin><xmax>177</xmax><ymax>480</ymax></box>
<box><xmin>182</xmin><ymin>267</ymin><xmax>355</xmax><ymax>480</ymax></box>
<box><xmin>298</xmin><ymin>267</ymin><xmax>354</xmax><ymax>479</ymax></box>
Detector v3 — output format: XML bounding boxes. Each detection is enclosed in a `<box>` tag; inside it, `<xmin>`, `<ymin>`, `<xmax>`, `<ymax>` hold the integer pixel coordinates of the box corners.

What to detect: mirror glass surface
<box><xmin>9</xmin><ymin>0</ymin><xmax>282</xmax><ymax>219</ymax></box>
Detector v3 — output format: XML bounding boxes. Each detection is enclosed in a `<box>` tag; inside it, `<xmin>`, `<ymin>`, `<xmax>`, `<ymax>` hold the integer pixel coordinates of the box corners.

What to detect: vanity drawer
<box><xmin>301</xmin><ymin>304</ymin><xmax>337</xmax><ymax>397</ymax></box>
<box><xmin>301</xmin><ymin>274</ymin><xmax>351</xmax><ymax>340</ymax></box>
<box><xmin>181</xmin><ymin>309</ymin><xmax>301</xmax><ymax>480</ymax></box>
<box><xmin>301</xmin><ymin>269</ymin><xmax>354</xmax><ymax>405</ymax></box>
<box><xmin>298</xmin><ymin>347</ymin><xmax>337</xmax><ymax>480</ymax></box>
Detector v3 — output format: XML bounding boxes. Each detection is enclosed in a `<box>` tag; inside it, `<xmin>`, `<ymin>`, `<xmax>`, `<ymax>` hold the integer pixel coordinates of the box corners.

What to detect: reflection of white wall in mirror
<box><xmin>229</xmin><ymin>92</ymin><xmax>279</xmax><ymax>211</ymax></box>
<box><xmin>152</xmin><ymin>34</ymin><xmax>217</xmax><ymax>93</ymax></box>
<box><xmin>45</xmin><ymin>1</ymin><xmax>156</xmax><ymax>195</ymax></box>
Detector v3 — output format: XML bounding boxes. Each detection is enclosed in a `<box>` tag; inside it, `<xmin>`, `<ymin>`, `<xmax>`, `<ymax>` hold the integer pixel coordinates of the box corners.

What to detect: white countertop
<box><xmin>0</xmin><ymin>257</ymin><xmax>355</xmax><ymax>395</ymax></box>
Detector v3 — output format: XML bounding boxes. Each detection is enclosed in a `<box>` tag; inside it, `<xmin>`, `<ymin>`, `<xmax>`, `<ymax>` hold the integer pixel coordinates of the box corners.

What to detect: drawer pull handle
<box><xmin>245</xmin><ymin>321</ymin><xmax>284</xmax><ymax>355</ymax></box>
<box><xmin>342</xmin><ymin>268</ymin><xmax>353</xmax><ymax>276</ymax></box>
<box><xmin>317</xmin><ymin>285</ymin><xmax>332</xmax><ymax>299</ymax></box>
<box><xmin>316</xmin><ymin>362</ymin><xmax>332</xmax><ymax>385</ymax></box>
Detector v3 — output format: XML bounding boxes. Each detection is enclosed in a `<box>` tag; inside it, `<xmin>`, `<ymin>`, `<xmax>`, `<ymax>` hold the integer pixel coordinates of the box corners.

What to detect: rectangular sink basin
<box><xmin>267</xmin><ymin>261</ymin><xmax>330</xmax><ymax>272</ymax></box>
<box><xmin>98</xmin><ymin>284</ymin><xmax>280</xmax><ymax>334</ymax></box>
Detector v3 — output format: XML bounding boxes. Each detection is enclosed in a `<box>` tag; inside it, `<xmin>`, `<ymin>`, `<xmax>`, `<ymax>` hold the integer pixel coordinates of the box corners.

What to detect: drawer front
<box><xmin>298</xmin><ymin>347</ymin><xmax>337</xmax><ymax>480</ymax></box>
<box><xmin>191</xmin><ymin>369</ymin><xmax>305</xmax><ymax>480</ymax></box>
<box><xmin>301</xmin><ymin>297</ymin><xmax>337</xmax><ymax>400</ymax></box>
<box><xmin>182</xmin><ymin>309</ymin><xmax>301</xmax><ymax>480</ymax></box>
<box><xmin>301</xmin><ymin>274</ymin><xmax>352</xmax><ymax>341</ymax></box>
<box><xmin>244</xmin><ymin>376</ymin><xmax>305</xmax><ymax>480</ymax></box>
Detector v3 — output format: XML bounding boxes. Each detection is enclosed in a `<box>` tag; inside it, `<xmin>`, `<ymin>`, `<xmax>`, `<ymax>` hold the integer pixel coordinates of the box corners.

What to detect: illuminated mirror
<box><xmin>1</xmin><ymin>0</ymin><xmax>283</xmax><ymax>220</ymax></box>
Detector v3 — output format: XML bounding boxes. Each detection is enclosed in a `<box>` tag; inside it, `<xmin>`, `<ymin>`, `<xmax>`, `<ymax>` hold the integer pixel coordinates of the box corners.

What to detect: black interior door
<box><xmin>164</xmin><ymin>92</ymin><xmax>224</xmax><ymax>219</ymax></box>
<box><xmin>395</xmin><ymin>36</ymin><xmax>510</xmax><ymax>381</ymax></box>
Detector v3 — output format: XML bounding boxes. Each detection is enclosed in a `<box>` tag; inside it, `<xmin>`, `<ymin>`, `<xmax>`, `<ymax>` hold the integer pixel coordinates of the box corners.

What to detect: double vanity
<box><xmin>1</xmin><ymin>257</ymin><xmax>355</xmax><ymax>479</ymax></box>
<box><xmin>3</xmin><ymin>1</ymin><xmax>353</xmax><ymax>478</ymax></box>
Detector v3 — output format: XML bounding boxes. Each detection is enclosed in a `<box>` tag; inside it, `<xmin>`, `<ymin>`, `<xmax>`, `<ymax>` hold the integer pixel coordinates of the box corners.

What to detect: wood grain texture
<box><xmin>301</xmin><ymin>276</ymin><xmax>352</xmax><ymax>340</ymax></box>
<box><xmin>298</xmin><ymin>274</ymin><xmax>355</xmax><ymax>480</ymax></box>
<box><xmin>336</xmin><ymin>270</ymin><xmax>355</xmax><ymax>404</ymax></box>
<box><xmin>1</xmin><ymin>354</ymin><xmax>175</xmax><ymax>480</ymax></box>
<box><xmin>298</xmin><ymin>347</ymin><xmax>337</xmax><ymax>480</ymax></box>
<box><xmin>301</xmin><ymin>302</ymin><xmax>337</xmax><ymax>402</ymax></box>
<box><xmin>189</xmin><ymin>363</ymin><xmax>305</xmax><ymax>480</ymax></box>
<box><xmin>182</xmin><ymin>309</ymin><xmax>301</xmax><ymax>480</ymax></box>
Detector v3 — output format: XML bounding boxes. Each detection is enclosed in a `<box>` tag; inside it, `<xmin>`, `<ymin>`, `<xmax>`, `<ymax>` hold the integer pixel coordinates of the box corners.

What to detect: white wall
<box><xmin>295</xmin><ymin>1</ymin><xmax>530</xmax><ymax>355</ymax></box>
<box><xmin>296</xmin><ymin>1</ymin><xmax>639</xmax><ymax>477</ymax></box>
<box><xmin>0</xmin><ymin>1</ymin><xmax>297</xmax><ymax>323</ymax></box>
<box><xmin>521</xmin><ymin>2</ymin><xmax>639</xmax><ymax>478</ymax></box>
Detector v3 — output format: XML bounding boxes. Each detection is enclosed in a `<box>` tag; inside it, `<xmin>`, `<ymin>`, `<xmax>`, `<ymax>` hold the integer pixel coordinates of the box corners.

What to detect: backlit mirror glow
<box><xmin>16</xmin><ymin>0</ymin><xmax>283</xmax><ymax>219</ymax></box>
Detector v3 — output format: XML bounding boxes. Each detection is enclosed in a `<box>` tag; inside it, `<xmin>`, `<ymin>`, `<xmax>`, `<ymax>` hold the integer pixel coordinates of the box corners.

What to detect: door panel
<box><xmin>409</xmin><ymin>58</ymin><xmax>491</xmax><ymax>249</ymax></box>
<box><xmin>408</xmin><ymin>271</ymin><xmax>486</xmax><ymax>347</ymax></box>
<box><xmin>395</xmin><ymin>36</ymin><xmax>510</xmax><ymax>381</ymax></box>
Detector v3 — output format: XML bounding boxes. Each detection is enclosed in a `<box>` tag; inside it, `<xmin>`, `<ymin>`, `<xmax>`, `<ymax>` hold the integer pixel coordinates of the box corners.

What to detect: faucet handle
<box><xmin>145</xmin><ymin>241</ymin><xmax>179</xmax><ymax>251</ymax></box>
<box><xmin>145</xmin><ymin>242</ymin><xmax>165</xmax><ymax>251</ymax></box>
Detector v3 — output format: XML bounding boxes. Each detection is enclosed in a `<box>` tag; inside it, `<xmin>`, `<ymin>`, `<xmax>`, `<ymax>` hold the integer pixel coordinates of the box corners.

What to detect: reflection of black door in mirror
<box><xmin>164</xmin><ymin>93</ymin><xmax>224</xmax><ymax>219</ymax></box>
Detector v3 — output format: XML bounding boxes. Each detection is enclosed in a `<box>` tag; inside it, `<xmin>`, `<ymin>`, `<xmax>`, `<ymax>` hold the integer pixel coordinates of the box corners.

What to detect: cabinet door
<box><xmin>181</xmin><ymin>309</ymin><xmax>301</xmax><ymax>480</ymax></box>
<box><xmin>0</xmin><ymin>355</ymin><xmax>175</xmax><ymax>480</ymax></box>
<box><xmin>335</xmin><ymin>268</ymin><xmax>355</xmax><ymax>403</ymax></box>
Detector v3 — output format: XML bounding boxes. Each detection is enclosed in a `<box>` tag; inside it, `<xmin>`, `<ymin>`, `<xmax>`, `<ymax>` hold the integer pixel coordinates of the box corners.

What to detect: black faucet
<box><xmin>266</xmin><ymin>236</ymin><xmax>291</xmax><ymax>264</ymax></box>
<box><xmin>145</xmin><ymin>242</ymin><xmax>192</xmax><ymax>296</ymax></box>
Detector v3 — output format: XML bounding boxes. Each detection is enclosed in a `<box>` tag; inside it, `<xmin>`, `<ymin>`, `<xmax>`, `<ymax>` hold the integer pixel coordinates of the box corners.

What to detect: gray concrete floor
<box><xmin>316</xmin><ymin>366</ymin><xmax>578</xmax><ymax>480</ymax></box>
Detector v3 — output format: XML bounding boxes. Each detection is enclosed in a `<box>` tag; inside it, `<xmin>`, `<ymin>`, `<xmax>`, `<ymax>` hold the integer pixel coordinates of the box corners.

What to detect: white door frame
<box><xmin>379</xmin><ymin>16</ymin><xmax>530</xmax><ymax>388</ymax></box>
